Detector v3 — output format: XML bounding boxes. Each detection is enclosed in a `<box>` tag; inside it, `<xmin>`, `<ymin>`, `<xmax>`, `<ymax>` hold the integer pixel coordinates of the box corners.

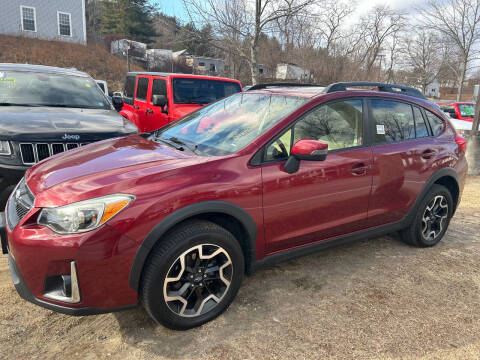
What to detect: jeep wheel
<box><xmin>140</xmin><ymin>220</ymin><xmax>244</xmax><ymax>330</ymax></box>
<box><xmin>401</xmin><ymin>184</ymin><xmax>453</xmax><ymax>247</ymax></box>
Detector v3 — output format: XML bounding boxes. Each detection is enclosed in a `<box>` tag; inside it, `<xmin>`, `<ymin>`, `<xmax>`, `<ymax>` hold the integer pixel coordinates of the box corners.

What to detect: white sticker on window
<box><xmin>376</xmin><ymin>124</ymin><xmax>385</xmax><ymax>134</ymax></box>
<box><xmin>0</xmin><ymin>72</ymin><xmax>6</xmax><ymax>79</ymax></box>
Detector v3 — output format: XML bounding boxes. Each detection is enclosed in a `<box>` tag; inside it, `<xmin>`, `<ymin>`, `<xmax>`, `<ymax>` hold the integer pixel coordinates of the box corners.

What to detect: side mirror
<box><xmin>111</xmin><ymin>95</ymin><xmax>124</xmax><ymax>111</ymax></box>
<box><xmin>284</xmin><ymin>139</ymin><xmax>328</xmax><ymax>174</ymax></box>
<box><xmin>152</xmin><ymin>94</ymin><xmax>168</xmax><ymax>113</ymax></box>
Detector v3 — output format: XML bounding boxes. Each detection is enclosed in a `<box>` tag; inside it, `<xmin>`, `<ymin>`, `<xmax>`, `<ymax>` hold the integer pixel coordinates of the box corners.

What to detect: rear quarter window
<box><xmin>425</xmin><ymin>111</ymin><xmax>445</xmax><ymax>136</ymax></box>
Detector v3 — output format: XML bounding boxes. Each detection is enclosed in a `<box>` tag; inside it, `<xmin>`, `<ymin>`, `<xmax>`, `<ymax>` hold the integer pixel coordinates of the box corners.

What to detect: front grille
<box><xmin>19</xmin><ymin>142</ymin><xmax>88</xmax><ymax>165</ymax></box>
<box><xmin>6</xmin><ymin>178</ymin><xmax>35</xmax><ymax>229</ymax></box>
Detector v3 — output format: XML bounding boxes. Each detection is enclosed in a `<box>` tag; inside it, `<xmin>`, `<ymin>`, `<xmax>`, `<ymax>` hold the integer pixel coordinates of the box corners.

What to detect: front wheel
<box><xmin>140</xmin><ymin>220</ymin><xmax>244</xmax><ymax>330</ymax></box>
<box><xmin>401</xmin><ymin>184</ymin><xmax>453</xmax><ymax>247</ymax></box>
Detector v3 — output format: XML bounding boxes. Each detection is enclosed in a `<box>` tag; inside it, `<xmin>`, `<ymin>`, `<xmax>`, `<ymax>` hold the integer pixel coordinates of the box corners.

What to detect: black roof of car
<box><xmin>0</xmin><ymin>63</ymin><xmax>89</xmax><ymax>77</ymax></box>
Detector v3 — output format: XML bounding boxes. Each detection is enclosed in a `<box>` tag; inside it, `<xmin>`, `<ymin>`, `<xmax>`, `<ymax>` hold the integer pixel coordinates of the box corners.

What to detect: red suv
<box><xmin>3</xmin><ymin>82</ymin><xmax>468</xmax><ymax>330</ymax></box>
<box><xmin>437</xmin><ymin>102</ymin><xmax>475</xmax><ymax>122</ymax></box>
<box><xmin>116</xmin><ymin>72</ymin><xmax>242</xmax><ymax>132</ymax></box>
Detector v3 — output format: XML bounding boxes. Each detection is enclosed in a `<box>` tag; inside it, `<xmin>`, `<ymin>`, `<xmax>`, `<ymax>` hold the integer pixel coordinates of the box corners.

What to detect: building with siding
<box><xmin>0</xmin><ymin>0</ymin><xmax>86</xmax><ymax>44</ymax></box>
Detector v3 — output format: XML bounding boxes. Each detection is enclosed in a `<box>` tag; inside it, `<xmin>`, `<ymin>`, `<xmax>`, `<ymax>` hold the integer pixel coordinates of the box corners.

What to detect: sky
<box><xmin>158</xmin><ymin>0</ymin><xmax>426</xmax><ymax>23</ymax></box>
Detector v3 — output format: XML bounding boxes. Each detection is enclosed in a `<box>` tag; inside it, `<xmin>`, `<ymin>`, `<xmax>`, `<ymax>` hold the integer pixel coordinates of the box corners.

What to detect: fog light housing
<box><xmin>43</xmin><ymin>261</ymin><xmax>80</xmax><ymax>303</ymax></box>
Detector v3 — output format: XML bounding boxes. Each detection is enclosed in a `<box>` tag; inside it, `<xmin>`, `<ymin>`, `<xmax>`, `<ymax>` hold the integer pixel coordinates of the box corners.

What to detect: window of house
<box><xmin>259</xmin><ymin>68</ymin><xmax>264</xmax><ymax>74</ymax></box>
<box><xmin>21</xmin><ymin>6</ymin><xmax>36</xmax><ymax>32</ymax></box>
<box><xmin>135</xmin><ymin>77</ymin><xmax>149</xmax><ymax>101</ymax></box>
<box><xmin>58</xmin><ymin>12</ymin><xmax>72</xmax><ymax>36</ymax></box>
<box><xmin>198</xmin><ymin>62</ymin><xmax>205</xmax><ymax>67</ymax></box>
<box><xmin>210</xmin><ymin>63</ymin><xmax>216</xmax><ymax>72</ymax></box>
<box><xmin>372</xmin><ymin>99</ymin><xmax>415</xmax><ymax>143</ymax></box>
<box><xmin>425</xmin><ymin>111</ymin><xmax>445</xmax><ymax>136</ymax></box>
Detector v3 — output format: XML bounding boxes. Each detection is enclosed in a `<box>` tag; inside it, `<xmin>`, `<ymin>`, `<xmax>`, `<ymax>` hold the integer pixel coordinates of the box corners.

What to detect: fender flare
<box><xmin>128</xmin><ymin>200</ymin><xmax>258</xmax><ymax>291</ymax></box>
<box><xmin>404</xmin><ymin>166</ymin><xmax>460</xmax><ymax>224</ymax></box>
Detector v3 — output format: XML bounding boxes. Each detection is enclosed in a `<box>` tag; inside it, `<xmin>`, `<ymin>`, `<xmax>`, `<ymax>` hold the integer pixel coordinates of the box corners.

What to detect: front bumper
<box><xmin>0</xmin><ymin>164</ymin><xmax>27</xmax><ymax>209</ymax></box>
<box><xmin>8</xmin><ymin>252</ymin><xmax>136</xmax><ymax>315</ymax></box>
<box><xmin>6</xmin><ymin>208</ymin><xmax>140</xmax><ymax>313</ymax></box>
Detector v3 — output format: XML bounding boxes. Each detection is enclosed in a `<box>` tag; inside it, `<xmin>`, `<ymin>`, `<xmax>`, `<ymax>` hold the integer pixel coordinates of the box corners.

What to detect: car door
<box><xmin>261</xmin><ymin>98</ymin><xmax>373</xmax><ymax>253</ymax></box>
<box><xmin>146</xmin><ymin>76</ymin><xmax>169</xmax><ymax>131</ymax></box>
<box><xmin>366</xmin><ymin>98</ymin><xmax>440</xmax><ymax>227</ymax></box>
<box><xmin>133</xmin><ymin>76</ymin><xmax>151</xmax><ymax>132</ymax></box>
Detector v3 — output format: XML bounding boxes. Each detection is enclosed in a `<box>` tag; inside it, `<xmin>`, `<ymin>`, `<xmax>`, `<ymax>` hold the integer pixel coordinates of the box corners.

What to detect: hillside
<box><xmin>0</xmin><ymin>35</ymin><xmax>142</xmax><ymax>93</ymax></box>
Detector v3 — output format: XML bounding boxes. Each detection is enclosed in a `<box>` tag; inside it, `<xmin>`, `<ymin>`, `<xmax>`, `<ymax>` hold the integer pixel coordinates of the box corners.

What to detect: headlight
<box><xmin>38</xmin><ymin>194</ymin><xmax>134</xmax><ymax>234</ymax></box>
<box><xmin>0</xmin><ymin>141</ymin><xmax>11</xmax><ymax>155</ymax></box>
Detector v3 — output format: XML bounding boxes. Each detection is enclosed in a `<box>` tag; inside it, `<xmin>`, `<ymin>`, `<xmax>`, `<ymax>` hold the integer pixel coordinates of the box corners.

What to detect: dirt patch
<box><xmin>1</xmin><ymin>177</ymin><xmax>480</xmax><ymax>359</ymax></box>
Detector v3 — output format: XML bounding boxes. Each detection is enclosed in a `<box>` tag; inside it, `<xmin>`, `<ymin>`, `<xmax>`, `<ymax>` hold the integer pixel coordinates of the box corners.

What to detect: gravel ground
<box><xmin>1</xmin><ymin>177</ymin><xmax>480</xmax><ymax>360</ymax></box>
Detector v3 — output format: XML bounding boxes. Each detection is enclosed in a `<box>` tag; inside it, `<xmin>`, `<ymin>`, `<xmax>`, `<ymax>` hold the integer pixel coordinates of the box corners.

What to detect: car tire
<box><xmin>140</xmin><ymin>219</ymin><xmax>244</xmax><ymax>330</ymax></box>
<box><xmin>401</xmin><ymin>184</ymin><xmax>453</xmax><ymax>247</ymax></box>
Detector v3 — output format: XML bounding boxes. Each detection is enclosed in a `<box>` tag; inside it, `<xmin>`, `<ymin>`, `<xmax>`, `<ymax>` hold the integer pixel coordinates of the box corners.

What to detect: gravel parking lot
<box><xmin>1</xmin><ymin>177</ymin><xmax>479</xmax><ymax>360</ymax></box>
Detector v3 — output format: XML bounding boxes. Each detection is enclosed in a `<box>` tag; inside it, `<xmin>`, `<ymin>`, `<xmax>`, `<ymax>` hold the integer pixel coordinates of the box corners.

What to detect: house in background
<box><xmin>0</xmin><ymin>0</ymin><xmax>87</xmax><ymax>44</ymax></box>
<box><xmin>425</xmin><ymin>79</ymin><xmax>440</xmax><ymax>99</ymax></box>
<box><xmin>184</xmin><ymin>55</ymin><xmax>225</xmax><ymax>76</ymax></box>
<box><xmin>276</xmin><ymin>63</ymin><xmax>311</xmax><ymax>82</ymax></box>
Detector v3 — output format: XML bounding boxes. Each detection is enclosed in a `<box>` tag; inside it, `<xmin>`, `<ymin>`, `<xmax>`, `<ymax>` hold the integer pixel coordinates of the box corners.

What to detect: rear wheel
<box><xmin>140</xmin><ymin>220</ymin><xmax>244</xmax><ymax>330</ymax></box>
<box><xmin>401</xmin><ymin>184</ymin><xmax>453</xmax><ymax>247</ymax></box>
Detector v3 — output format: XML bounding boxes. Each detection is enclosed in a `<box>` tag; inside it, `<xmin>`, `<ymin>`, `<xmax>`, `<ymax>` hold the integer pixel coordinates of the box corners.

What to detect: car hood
<box><xmin>26</xmin><ymin>135</ymin><xmax>210</xmax><ymax>205</ymax></box>
<box><xmin>0</xmin><ymin>106</ymin><xmax>136</xmax><ymax>142</ymax></box>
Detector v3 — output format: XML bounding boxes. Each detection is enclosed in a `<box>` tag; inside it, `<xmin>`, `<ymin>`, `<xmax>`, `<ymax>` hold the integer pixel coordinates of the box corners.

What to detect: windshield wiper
<box><xmin>167</xmin><ymin>137</ymin><xmax>199</xmax><ymax>154</ymax></box>
<box><xmin>157</xmin><ymin>136</ymin><xmax>199</xmax><ymax>154</ymax></box>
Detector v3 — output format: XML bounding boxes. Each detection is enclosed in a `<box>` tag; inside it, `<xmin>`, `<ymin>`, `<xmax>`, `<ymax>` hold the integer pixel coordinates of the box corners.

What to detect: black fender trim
<box><xmin>404</xmin><ymin>166</ymin><xmax>459</xmax><ymax>221</ymax></box>
<box><xmin>128</xmin><ymin>200</ymin><xmax>258</xmax><ymax>291</ymax></box>
<box><xmin>252</xmin><ymin>167</ymin><xmax>460</xmax><ymax>271</ymax></box>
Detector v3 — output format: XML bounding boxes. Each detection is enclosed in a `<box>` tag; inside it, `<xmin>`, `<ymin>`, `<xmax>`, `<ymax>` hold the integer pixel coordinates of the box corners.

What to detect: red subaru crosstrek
<box><xmin>2</xmin><ymin>82</ymin><xmax>468</xmax><ymax>330</ymax></box>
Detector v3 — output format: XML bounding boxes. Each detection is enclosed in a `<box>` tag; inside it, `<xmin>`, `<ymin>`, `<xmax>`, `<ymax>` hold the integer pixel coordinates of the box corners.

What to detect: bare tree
<box><xmin>419</xmin><ymin>0</ymin><xmax>480</xmax><ymax>101</ymax></box>
<box><xmin>351</xmin><ymin>6</ymin><xmax>404</xmax><ymax>80</ymax></box>
<box><xmin>401</xmin><ymin>30</ymin><xmax>445</xmax><ymax>92</ymax></box>
<box><xmin>182</xmin><ymin>0</ymin><xmax>316</xmax><ymax>85</ymax></box>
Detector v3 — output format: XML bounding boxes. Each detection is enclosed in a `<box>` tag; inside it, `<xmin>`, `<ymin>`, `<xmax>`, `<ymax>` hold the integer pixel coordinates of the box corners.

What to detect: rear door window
<box><xmin>372</xmin><ymin>99</ymin><xmax>415</xmax><ymax>143</ymax></box>
<box><xmin>135</xmin><ymin>77</ymin><xmax>149</xmax><ymax>101</ymax></box>
<box><xmin>151</xmin><ymin>78</ymin><xmax>167</xmax><ymax>101</ymax></box>
<box><xmin>425</xmin><ymin>111</ymin><xmax>445</xmax><ymax>136</ymax></box>
<box><xmin>413</xmin><ymin>106</ymin><xmax>429</xmax><ymax>138</ymax></box>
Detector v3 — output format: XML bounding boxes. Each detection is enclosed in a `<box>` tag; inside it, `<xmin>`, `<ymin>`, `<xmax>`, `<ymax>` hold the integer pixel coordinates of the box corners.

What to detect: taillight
<box><xmin>455</xmin><ymin>135</ymin><xmax>467</xmax><ymax>153</ymax></box>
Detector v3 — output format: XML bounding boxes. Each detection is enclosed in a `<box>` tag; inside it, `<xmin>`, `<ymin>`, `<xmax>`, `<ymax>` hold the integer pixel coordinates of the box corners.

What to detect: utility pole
<box><xmin>126</xmin><ymin>43</ymin><xmax>131</xmax><ymax>72</ymax></box>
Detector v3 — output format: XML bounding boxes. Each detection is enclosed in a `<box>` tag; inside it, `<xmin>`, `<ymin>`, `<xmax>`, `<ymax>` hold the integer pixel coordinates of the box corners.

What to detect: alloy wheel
<box><xmin>163</xmin><ymin>244</ymin><xmax>233</xmax><ymax>317</ymax></box>
<box><xmin>421</xmin><ymin>195</ymin><xmax>448</xmax><ymax>241</ymax></box>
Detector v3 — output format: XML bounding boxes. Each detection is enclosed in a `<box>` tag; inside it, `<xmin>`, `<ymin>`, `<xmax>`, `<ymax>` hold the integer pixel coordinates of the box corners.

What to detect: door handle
<box><xmin>351</xmin><ymin>163</ymin><xmax>370</xmax><ymax>176</ymax></box>
<box><xmin>133</xmin><ymin>105</ymin><xmax>139</xmax><ymax>110</ymax></box>
<box><xmin>146</xmin><ymin>108</ymin><xmax>154</xmax><ymax>114</ymax></box>
<box><xmin>422</xmin><ymin>149</ymin><xmax>437</xmax><ymax>159</ymax></box>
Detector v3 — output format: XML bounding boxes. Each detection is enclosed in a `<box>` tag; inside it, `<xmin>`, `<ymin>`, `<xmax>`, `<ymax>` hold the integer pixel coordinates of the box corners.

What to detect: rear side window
<box><xmin>425</xmin><ymin>111</ymin><xmax>444</xmax><ymax>136</ymax></box>
<box><xmin>372</xmin><ymin>99</ymin><xmax>415</xmax><ymax>143</ymax></box>
<box><xmin>151</xmin><ymin>79</ymin><xmax>167</xmax><ymax>101</ymax></box>
<box><xmin>124</xmin><ymin>75</ymin><xmax>136</xmax><ymax>99</ymax></box>
<box><xmin>172</xmin><ymin>78</ymin><xmax>241</xmax><ymax>104</ymax></box>
<box><xmin>413</xmin><ymin>106</ymin><xmax>429</xmax><ymax>138</ymax></box>
<box><xmin>136</xmin><ymin>77</ymin><xmax>149</xmax><ymax>101</ymax></box>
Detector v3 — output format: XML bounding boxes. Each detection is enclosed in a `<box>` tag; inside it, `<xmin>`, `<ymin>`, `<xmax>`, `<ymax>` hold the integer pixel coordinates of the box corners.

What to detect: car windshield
<box><xmin>155</xmin><ymin>92</ymin><xmax>307</xmax><ymax>156</ymax></box>
<box><xmin>172</xmin><ymin>78</ymin><xmax>241</xmax><ymax>104</ymax></box>
<box><xmin>458</xmin><ymin>103</ymin><xmax>475</xmax><ymax>117</ymax></box>
<box><xmin>0</xmin><ymin>70</ymin><xmax>111</xmax><ymax>109</ymax></box>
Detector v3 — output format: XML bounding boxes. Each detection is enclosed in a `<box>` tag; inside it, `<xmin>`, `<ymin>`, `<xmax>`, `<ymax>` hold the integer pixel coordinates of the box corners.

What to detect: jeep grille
<box><xmin>19</xmin><ymin>142</ymin><xmax>89</xmax><ymax>165</ymax></box>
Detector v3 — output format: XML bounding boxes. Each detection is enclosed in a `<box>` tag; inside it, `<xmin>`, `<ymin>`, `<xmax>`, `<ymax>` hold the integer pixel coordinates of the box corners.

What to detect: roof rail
<box><xmin>247</xmin><ymin>82</ymin><xmax>321</xmax><ymax>91</ymax></box>
<box><xmin>323</xmin><ymin>82</ymin><xmax>426</xmax><ymax>99</ymax></box>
